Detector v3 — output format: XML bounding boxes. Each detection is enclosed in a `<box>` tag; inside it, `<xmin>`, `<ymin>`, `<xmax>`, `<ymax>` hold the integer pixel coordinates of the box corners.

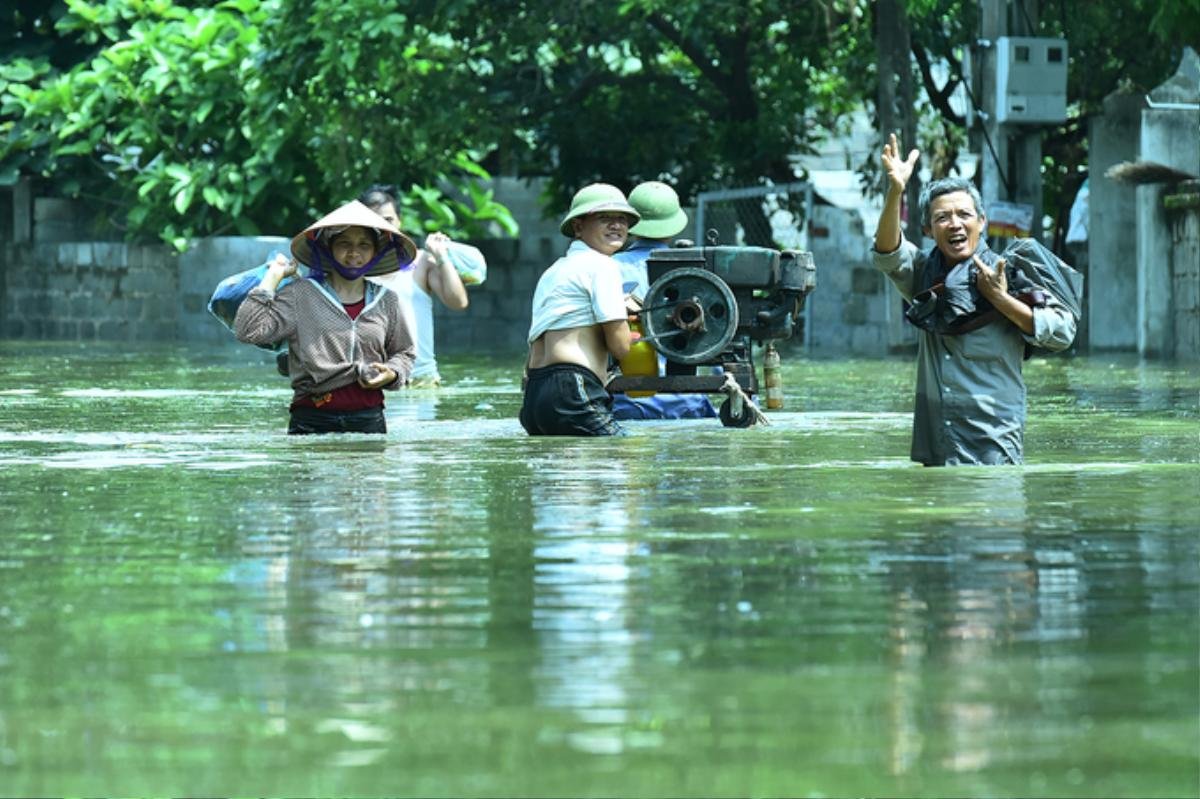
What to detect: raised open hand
<box><xmin>881</xmin><ymin>132</ymin><xmax>920</xmax><ymax>193</ymax></box>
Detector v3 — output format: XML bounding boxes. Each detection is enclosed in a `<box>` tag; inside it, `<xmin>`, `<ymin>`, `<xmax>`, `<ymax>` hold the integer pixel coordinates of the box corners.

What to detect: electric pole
<box><xmin>979</xmin><ymin>0</ymin><xmax>1044</xmax><ymax>243</ymax></box>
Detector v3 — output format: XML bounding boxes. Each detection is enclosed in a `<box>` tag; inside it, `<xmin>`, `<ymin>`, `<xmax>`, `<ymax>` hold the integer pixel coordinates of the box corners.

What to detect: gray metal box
<box><xmin>995</xmin><ymin>36</ymin><xmax>1068</xmax><ymax>124</ymax></box>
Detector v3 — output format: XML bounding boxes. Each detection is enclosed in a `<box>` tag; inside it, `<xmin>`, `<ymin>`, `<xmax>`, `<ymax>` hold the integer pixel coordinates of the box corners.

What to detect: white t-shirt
<box><xmin>369</xmin><ymin>266</ymin><xmax>439</xmax><ymax>379</ymax></box>
<box><xmin>528</xmin><ymin>240</ymin><xmax>628</xmax><ymax>343</ymax></box>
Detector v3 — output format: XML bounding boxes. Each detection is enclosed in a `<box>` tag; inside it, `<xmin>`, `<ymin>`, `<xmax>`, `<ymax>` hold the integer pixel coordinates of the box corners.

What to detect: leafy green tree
<box><xmin>249</xmin><ymin>0</ymin><xmax>517</xmax><ymax>238</ymax></box>
<box><xmin>0</xmin><ymin>0</ymin><xmax>515</xmax><ymax>249</ymax></box>
<box><xmin>427</xmin><ymin>0</ymin><xmax>874</xmax><ymax>208</ymax></box>
<box><xmin>3</xmin><ymin>0</ymin><xmax>1194</xmax><ymax>252</ymax></box>
<box><xmin>880</xmin><ymin>0</ymin><xmax>1197</xmax><ymax>242</ymax></box>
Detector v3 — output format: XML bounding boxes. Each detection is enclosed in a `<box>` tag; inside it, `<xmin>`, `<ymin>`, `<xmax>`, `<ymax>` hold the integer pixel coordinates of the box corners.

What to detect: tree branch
<box><xmin>644</xmin><ymin>11</ymin><xmax>731</xmax><ymax>97</ymax></box>
<box><xmin>911</xmin><ymin>44</ymin><xmax>965</xmax><ymax>127</ymax></box>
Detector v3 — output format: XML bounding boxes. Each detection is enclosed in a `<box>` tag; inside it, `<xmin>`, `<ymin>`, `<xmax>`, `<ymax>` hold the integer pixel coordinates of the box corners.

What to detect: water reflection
<box><xmin>527</xmin><ymin>445</ymin><xmax>641</xmax><ymax>753</ymax></box>
<box><xmin>0</xmin><ymin>345</ymin><xmax>1196</xmax><ymax>795</ymax></box>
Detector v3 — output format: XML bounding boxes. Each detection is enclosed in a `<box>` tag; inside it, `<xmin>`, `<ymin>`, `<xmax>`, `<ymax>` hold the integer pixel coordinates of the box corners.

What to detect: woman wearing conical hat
<box><xmin>234</xmin><ymin>200</ymin><xmax>418</xmax><ymax>434</ymax></box>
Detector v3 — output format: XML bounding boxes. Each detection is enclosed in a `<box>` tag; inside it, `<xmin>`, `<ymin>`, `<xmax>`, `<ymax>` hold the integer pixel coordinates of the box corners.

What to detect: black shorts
<box><xmin>519</xmin><ymin>364</ymin><xmax>623</xmax><ymax>437</ymax></box>
<box><xmin>287</xmin><ymin>406</ymin><xmax>387</xmax><ymax>435</ymax></box>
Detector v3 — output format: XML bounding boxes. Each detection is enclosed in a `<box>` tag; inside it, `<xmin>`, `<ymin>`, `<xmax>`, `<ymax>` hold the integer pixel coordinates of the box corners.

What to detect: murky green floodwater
<box><xmin>0</xmin><ymin>341</ymin><xmax>1196</xmax><ymax>797</ymax></box>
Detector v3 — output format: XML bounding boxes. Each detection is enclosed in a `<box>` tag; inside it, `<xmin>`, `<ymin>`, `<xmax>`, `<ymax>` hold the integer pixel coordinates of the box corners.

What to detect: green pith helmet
<box><xmin>559</xmin><ymin>183</ymin><xmax>641</xmax><ymax>238</ymax></box>
<box><xmin>628</xmin><ymin>181</ymin><xmax>688</xmax><ymax>239</ymax></box>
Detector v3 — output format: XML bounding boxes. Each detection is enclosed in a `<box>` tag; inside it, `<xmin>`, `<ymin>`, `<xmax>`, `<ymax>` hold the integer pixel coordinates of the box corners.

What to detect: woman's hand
<box><xmin>257</xmin><ymin>252</ymin><xmax>298</xmax><ymax>293</ymax></box>
<box><xmin>266</xmin><ymin>252</ymin><xmax>298</xmax><ymax>279</ymax></box>
<box><xmin>881</xmin><ymin>132</ymin><xmax>920</xmax><ymax>194</ymax></box>
<box><xmin>358</xmin><ymin>362</ymin><xmax>396</xmax><ymax>389</ymax></box>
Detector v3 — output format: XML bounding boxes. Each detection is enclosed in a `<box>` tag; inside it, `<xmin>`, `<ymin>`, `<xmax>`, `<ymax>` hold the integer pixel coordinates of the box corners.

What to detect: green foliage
<box><xmin>425</xmin><ymin>0</ymin><xmax>876</xmax><ymax>210</ymax></box>
<box><xmin>0</xmin><ymin>0</ymin><xmax>96</xmax><ymax>66</ymax></box>
<box><xmin>0</xmin><ymin>0</ymin><xmax>515</xmax><ymax>249</ymax></box>
<box><xmin>1</xmin><ymin>0</ymin><xmax>1192</xmax><ymax>250</ymax></box>
<box><xmin>249</xmin><ymin>0</ymin><xmax>517</xmax><ymax>238</ymax></box>
<box><xmin>876</xmin><ymin>0</ymin><xmax>1194</xmax><ymax>242</ymax></box>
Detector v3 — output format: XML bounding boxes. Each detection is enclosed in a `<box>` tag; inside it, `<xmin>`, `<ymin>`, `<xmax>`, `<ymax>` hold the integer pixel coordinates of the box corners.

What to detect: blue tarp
<box><xmin>612</xmin><ymin>393</ymin><xmax>718</xmax><ymax>420</ymax></box>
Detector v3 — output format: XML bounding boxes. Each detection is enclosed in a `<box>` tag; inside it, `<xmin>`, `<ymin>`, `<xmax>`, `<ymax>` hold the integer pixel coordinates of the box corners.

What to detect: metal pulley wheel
<box><xmin>641</xmin><ymin>267</ymin><xmax>739</xmax><ymax>365</ymax></box>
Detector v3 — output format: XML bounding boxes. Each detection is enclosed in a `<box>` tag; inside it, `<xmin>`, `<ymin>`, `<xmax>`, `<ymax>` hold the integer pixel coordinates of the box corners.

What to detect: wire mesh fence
<box><xmin>694</xmin><ymin>182</ymin><xmax>813</xmax><ymax>249</ymax></box>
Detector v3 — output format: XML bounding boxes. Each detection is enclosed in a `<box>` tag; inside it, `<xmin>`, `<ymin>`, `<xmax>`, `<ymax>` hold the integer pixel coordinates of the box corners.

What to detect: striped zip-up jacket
<box><xmin>235</xmin><ymin>278</ymin><xmax>415</xmax><ymax>402</ymax></box>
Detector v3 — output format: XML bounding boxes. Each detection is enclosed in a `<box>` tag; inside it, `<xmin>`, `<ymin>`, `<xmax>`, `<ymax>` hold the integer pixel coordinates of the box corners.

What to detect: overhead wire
<box><xmin>956</xmin><ymin>51</ymin><xmax>1014</xmax><ymax>198</ymax></box>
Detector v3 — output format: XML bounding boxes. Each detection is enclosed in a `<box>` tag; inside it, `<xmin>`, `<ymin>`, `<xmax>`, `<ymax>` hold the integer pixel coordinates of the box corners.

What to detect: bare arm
<box><xmin>257</xmin><ymin>251</ymin><xmax>296</xmax><ymax>291</ymax></box>
<box><xmin>874</xmin><ymin>132</ymin><xmax>920</xmax><ymax>254</ymax></box>
<box><xmin>415</xmin><ymin>234</ymin><xmax>469</xmax><ymax>310</ymax></box>
<box><xmin>601</xmin><ymin>319</ymin><xmax>632</xmax><ymax>361</ymax></box>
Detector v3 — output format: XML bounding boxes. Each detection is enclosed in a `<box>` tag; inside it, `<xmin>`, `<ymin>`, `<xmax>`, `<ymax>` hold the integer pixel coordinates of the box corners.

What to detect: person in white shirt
<box><xmin>520</xmin><ymin>184</ymin><xmax>641</xmax><ymax>436</ymax></box>
<box><xmin>358</xmin><ymin>185</ymin><xmax>469</xmax><ymax>387</ymax></box>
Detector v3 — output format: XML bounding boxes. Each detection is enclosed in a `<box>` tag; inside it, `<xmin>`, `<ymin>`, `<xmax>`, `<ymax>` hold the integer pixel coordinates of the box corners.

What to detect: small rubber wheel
<box><xmin>719</xmin><ymin>398</ymin><xmax>756</xmax><ymax>428</ymax></box>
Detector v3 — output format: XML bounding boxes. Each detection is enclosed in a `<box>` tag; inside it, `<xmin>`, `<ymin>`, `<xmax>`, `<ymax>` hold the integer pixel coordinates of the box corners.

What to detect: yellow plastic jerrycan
<box><xmin>619</xmin><ymin>321</ymin><xmax>658</xmax><ymax>397</ymax></box>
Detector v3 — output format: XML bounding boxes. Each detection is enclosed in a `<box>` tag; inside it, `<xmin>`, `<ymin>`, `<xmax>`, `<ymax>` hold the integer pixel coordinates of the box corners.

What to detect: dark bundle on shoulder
<box><xmin>904</xmin><ymin>238</ymin><xmax>1082</xmax><ymax>351</ymax></box>
<box><xmin>1001</xmin><ymin>238</ymin><xmax>1083</xmax><ymax>324</ymax></box>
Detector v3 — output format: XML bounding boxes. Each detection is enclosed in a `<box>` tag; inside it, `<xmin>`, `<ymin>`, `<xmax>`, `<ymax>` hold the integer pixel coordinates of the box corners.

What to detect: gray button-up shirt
<box><xmin>874</xmin><ymin>237</ymin><xmax>1076</xmax><ymax>466</ymax></box>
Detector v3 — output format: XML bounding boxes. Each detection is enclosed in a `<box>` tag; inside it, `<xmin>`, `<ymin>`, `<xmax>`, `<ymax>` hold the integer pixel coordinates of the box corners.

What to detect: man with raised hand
<box><xmin>872</xmin><ymin>134</ymin><xmax>1075</xmax><ymax>466</ymax></box>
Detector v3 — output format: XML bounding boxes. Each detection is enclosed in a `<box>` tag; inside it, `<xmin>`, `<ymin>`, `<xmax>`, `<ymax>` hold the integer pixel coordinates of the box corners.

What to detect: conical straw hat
<box><xmin>291</xmin><ymin>200</ymin><xmax>418</xmax><ymax>275</ymax></box>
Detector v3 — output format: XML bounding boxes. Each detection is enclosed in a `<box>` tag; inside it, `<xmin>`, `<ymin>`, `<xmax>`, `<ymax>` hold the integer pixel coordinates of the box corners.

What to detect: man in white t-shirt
<box><xmin>520</xmin><ymin>184</ymin><xmax>641</xmax><ymax>436</ymax></box>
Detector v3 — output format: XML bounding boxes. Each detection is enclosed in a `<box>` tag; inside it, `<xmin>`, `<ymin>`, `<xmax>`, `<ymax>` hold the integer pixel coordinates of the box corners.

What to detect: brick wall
<box><xmin>3</xmin><ymin>240</ymin><xmax>179</xmax><ymax>341</ymax></box>
<box><xmin>805</xmin><ymin>202</ymin><xmax>904</xmax><ymax>356</ymax></box>
<box><xmin>0</xmin><ymin>232</ymin><xmax>549</xmax><ymax>352</ymax></box>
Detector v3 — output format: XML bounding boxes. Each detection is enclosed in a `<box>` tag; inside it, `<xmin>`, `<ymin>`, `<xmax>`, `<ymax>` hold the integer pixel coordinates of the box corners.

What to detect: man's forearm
<box><xmin>429</xmin><ymin>260</ymin><xmax>469</xmax><ymax>309</ymax></box>
<box><xmin>991</xmin><ymin>290</ymin><xmax>1035</xmax><ymax>335</ymax></box>
<box><xmin>874</xmin><ymin>186</ymin><xmax>905</xmax><ymax>253</ymax></box>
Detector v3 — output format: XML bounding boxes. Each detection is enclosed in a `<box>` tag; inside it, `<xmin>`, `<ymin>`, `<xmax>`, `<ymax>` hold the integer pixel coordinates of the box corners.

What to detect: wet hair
<box><xmin>358</xmin><ymin>183</ymin><xmax>398</xmax><ymax>214</ymax></box>
<box><xmin>918</xmin><ymin>177</ymin><xmax>984</xmax><ymax>228</ymax></box>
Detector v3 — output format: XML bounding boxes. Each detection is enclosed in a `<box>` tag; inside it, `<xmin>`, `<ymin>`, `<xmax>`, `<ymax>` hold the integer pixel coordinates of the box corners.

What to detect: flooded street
<box><xmin>0</xmin><ymin>341</ymin><xmax>1196</xmax><ymax>796</ymax></box>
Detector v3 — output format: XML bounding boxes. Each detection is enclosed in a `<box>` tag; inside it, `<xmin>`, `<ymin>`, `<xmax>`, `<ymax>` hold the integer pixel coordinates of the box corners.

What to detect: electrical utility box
<box><xmin>994</xmin><ymin>36</ymin><xmax>1068</xmax><ymax>124</ymax></box>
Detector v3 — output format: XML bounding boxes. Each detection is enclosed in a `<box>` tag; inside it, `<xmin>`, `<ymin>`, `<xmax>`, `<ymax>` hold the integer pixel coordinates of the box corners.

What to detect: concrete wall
<box><xmin>25</xmin><ymin>169</ymin><xmax>1177</xmax><ymax>361</ymax></box>
<box><xmin>0</xmin><ymin>179</ymin><xmax>560</xmax><ymax>353</ymax></box>
<box><xmin>2</xmin><ymin>240</ymin><xmax>179</xmax><ymax>341</ymax></box>
<box><xmin>1166</xmin><ymin>182</ymin><xmax>1200</xmax><ymax>361</ymax></box>
<box><xmin>0</xmin><ymin>176</ymin><xmax>918</xmax><ymax>359</ymax></box>
<box><xmin>1137</xmin><ymin>47</ymin><xmax>1200</xmax><ymax>359</ymax></box>
<box><xmin>806</xmin><ymin>202</ymin><xmax>900</xmax><ymax>356</ymax></box>
<box><xmin>1088</xmin><ymin>91</ymin><xmax>1142</xmax><ymax>351</ymax></box>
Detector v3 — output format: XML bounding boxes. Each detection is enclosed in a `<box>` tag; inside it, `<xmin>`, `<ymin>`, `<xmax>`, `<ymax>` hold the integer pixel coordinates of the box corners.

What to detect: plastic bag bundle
<box><xmin>443</xmin><ymin>241</ymin><xmax>487</xmax><ymax>286</ymax></box>
<box><xmin>207</xmin><ymin>252</ymin><xmax>295</xmax><ymax>351</ymax></box>
<box><xmin>1002</xmin><ymin>238</ymin><xmax>1083</xmax><ymax>323</ymax></box>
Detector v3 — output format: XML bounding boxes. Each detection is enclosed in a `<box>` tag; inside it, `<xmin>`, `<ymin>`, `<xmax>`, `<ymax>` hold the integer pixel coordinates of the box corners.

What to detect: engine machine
<box><xmin>607</xmin><ymin>242</ymin><xmax>817</xmax><ymax>427</ymax></box>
